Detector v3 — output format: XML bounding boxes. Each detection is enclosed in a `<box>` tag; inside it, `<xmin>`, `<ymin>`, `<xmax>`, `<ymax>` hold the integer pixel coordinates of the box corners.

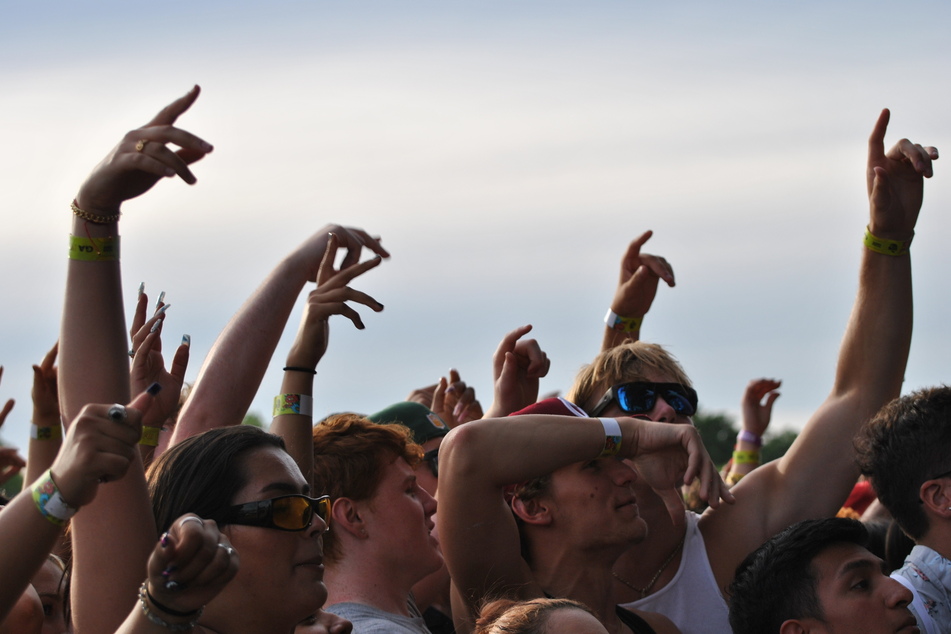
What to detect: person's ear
<box><xmin>779</xmin><ymin>619</ymin><xmax>810</xmax><ymax>634</ymax></box>
<box><xmin>919</xmin><ymin>478</ymin><xmax>951</xmax><ymax>519</ymax></box>
<box><xmin>511</xmin><ymin>496</ymin><xmax>553</xmax><ymax>527</ymax></box>
<box><xmin>331</xmin><ymin>498</ymin><xmax>367</xmax><ymax>538</ymax></box>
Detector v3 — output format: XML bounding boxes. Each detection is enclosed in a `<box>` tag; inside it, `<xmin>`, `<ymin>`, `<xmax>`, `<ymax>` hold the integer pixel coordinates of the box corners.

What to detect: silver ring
<box><xmin>107</xmin><ymin>404</ymin><xmax>127</xmax><ymax>422</ymax></box>
<box><xmin>179</xmin><ymin>516</ymin><xmax>204</xmax><ymax>529</ymax></box>
<box><xmin>218</xmin><ymin>543</ymin><xmax>235</xmax><ymax>556</ymax></box>
<box><xmin>128</xmin><ymin>349</ymin><xmax>136</xmax><ymax>358</ymax></box>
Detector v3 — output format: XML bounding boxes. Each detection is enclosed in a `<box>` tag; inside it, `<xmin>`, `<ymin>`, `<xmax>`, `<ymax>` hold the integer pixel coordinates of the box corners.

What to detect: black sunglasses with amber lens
<box><xmin>589</xmin><ymin>382</ymin><xmax>698</xmax><ymax>418</ymax></box>
<box><xmin>220</xmin><ymin>494</ymin><xmax>331</xmax><ymax>532</ymax></box>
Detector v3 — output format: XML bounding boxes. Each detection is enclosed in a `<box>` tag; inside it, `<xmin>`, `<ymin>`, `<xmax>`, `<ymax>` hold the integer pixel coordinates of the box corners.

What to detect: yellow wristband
<box><xmin>31</xmin><ymin>424</ymin><xmax>63</xmax><ymax>441</ymax></box>
<box><xmin>725</xmin><ymin>472</ymin><xmax>745</xmax><ymax>486</ymax></box>
<box><xmin>864</xmin><ymin>227</ymin><xmax>911</xmax><ymax>256</ymax></box>
<box><xmin>139</xmin><ymin>426</ymin><xmax>161</xmax><ymax>447</ymax></box>
<box><xmin>733</xmin><ymin>449</ymin><xmax>761</xmax><ymax>465</ymax></box>
<box><xmin>69</xmin><ymin>235</ymin><xmax>119</xmax><ymax>261</ymax></box>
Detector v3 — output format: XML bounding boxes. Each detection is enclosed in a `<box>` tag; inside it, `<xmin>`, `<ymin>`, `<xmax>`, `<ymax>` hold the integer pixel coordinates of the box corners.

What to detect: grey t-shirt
<box><xmin>325</xmin><ymin>602</ymin><xmax>431</xmax><ymax>634</ymax></box>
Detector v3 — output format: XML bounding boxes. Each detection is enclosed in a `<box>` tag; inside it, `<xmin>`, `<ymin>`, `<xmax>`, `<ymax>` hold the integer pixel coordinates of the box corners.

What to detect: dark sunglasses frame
<box><xmin>588</xmin><ymin>381</ymin><xmax>698</xmax><ymax>418</ymax></box>
<box><xmin>423</xmin><ymin>448</ymin><xmax>439</xmax><ymax>478</ymax></box>
<box><xmin>220</xmin><ymin>494</ymin><xmax>331</xmax><ymax>532</ymax></box>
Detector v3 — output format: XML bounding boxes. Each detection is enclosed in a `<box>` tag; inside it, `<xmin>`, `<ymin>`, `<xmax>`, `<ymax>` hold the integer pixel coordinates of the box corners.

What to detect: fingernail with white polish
<box><xmin>156</xmin><ymin>303</ymin><xmax>171</xmax><ymax>316</ymax></box>
<box><xmin>151</xmin><ymin>319</ymin><xmax>163</xmax><ymax>333</ymax></box>
<box><xmin>182</xmin><ymin>334</ymin><xmax>191</xmax><ymax>347</ymax></box>
<box><xmin>156</xmin><ymin>291</ymin><xmax>166</xmax><ymax>308</ymax></box>
<box><xmin>138</xmin><ymin>282</ymin><xmax>145</xmax><ymax>298</ymax></box>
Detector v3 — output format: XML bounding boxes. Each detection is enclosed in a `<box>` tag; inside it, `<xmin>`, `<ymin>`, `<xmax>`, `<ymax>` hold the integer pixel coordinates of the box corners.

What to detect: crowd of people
<box><xmin>0</xmin><ymin>85</ymin><xmax>944</xmax><ymax>634</ymax></box>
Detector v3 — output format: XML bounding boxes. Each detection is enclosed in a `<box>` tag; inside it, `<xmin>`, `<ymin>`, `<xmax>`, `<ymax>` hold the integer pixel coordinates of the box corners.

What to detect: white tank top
<box><xmin>620</xmin><ymin>512</ymin><xmax>731</xmax><ymax>634</ymax></box>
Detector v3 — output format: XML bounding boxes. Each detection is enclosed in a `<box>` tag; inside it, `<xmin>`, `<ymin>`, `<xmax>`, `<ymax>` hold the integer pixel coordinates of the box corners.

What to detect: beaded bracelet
<box><xmin>31</xmin><ymin>469</ymin><xmax>79</xmax><ymax>527</ymax></box>
<box><xmin>599</xmin><ymin>418</ymin><xmax>622</xmax><ymax>457</ymax></box>
<box><xmin>273</xmin><ymin>394</ymin><xmax>314</xmax><ymax>417</ymax></box>
<box><xmin>30</xmin><ymin>424</ymin><xmax>63</xmax><ymax>441</ymax></box>
<box><xmin>604</xmin><ymin>309</ymin><xmax>643</xmax><ymax>333</ymax></box>
<box><xmin>71</xmin><ymin>199</ymin><xmax>121</xmax><ymax>224</ymax></box>
<box><xmin>138</xmin><ymin>582</ymin><xmax>202</xmax><ymax>631</ymax></box>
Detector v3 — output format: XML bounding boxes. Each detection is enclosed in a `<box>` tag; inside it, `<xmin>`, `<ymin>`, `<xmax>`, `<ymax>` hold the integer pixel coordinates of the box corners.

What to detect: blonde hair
<box><xmin>475</xmin><ymin>597</ymin><xmax>596</xmax><ymax>634</ymax></box>
<box><xmin>568</xmin><ymin>342</ymin><xmax>692</xmax><ymax>413</ymax></box>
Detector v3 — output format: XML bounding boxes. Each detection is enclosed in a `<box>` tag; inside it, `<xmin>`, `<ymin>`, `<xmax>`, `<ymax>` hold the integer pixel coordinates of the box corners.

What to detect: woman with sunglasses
<box><xmin>568</xmin><ymin>110</ymin><xmax>937</xmax><ymax>634</ymax></box>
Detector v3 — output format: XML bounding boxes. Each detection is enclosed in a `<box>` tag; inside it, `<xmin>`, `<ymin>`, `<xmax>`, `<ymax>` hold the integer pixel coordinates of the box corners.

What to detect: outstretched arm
<box><xmin>270</xmin><ymin>234</ymin><xmax>384</xmax><ymax>487</ymax></box>
<box><xmin>172</xmin><ymin>226</ymin><xmax>387</xmax><ymax>444</ymax></box>
<box><xmin>601</xmin><ymin>231</ymin><xmax>675</xmax><ymax>351</ymax></box>
<box><xmin>702</xmin><ymin>109</ymin><xmax>938</xmax><ymax>585</ymax></box>
<box><xmin>59</xmin><ymin>86</ymin><xmax>212</xmax><ymax>634</ymax></box>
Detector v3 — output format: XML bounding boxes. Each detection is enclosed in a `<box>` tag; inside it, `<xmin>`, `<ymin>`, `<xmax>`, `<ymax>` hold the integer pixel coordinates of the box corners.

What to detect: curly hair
<box><xmin>728</xmin><ymin>518</ymin><xmax>868</xmax><ymax>634</ymax></box>
<box><xmin>312</xmin><ymin>413</ymin><xmax>423</xmax><ymax>562</ymax></box>
<box><xmin>568</xmin><ymin>342</ymin><xmax>692</xmax><ymax>414</ymax></box>
<box><xmin>855</xmin><ymin>385</ymin><xmax>951</xmax><ymax>540</ymax></box>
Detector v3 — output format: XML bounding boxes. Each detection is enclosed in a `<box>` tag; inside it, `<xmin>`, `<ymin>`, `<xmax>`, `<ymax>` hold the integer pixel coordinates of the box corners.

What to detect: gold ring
<box><xmin>135</xmin><ymin>139</ymin><xmax>149</xmax><ymax>152</ymax></box>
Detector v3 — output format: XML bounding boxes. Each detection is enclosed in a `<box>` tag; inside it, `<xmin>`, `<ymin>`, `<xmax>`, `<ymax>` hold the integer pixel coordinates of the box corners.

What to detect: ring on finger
<box><xmin>135</xmin><ymin>139</ymin><xmax>149</xmax><ymax>152</ymax></box>
<box><xmin>107</xmin><ymin>404</ymin><xmax>127</xmax><ymax>422</ymax></box>
<box><xmin>179</xmin><ymin>516</ymin><xmax>204</xmax><ymax>529</ymax></box>
<box><xmin>218</xmin><ymin>543</ymin><xmax>236</xmax><ymax>557</ymax></box>
<box><xmin>128</xmin><ymin>349</ymin><xmax>136</xmax><ymax>358</ymax></box>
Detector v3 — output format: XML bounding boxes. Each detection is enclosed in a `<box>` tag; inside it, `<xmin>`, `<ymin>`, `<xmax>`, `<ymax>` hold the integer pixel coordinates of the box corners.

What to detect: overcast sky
<box><xmin>1</xmin><ymin>1</ymin><xmax>949</xmax><ymax>452</ymax></box>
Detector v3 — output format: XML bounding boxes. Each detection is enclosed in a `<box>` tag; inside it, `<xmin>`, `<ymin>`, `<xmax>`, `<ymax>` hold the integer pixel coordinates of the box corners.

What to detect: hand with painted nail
<box><xmin>48</xmin><ymin>387</ymin><xmax>158</xmax><ymax>509</ymax></box>
<box><xmin>866</xmin><ymin>109</ymin><xmax>938</xmax><ymax>240</ymax></box>
<box><xmin>483</xmin><ymin>325</ymin><xmax>551</xmax><ymax>419</ymax></box>
<box><xmin>130</xmin><ymin>290</ymin><xmax>189</xmax><ymax>441</ymax></box>
<box><xmin>137</xmin><ymin>514</ymin><xmax>238</xmax><ymax>628</ymax></box>
<box><xmin>601</xmin><ymin>230</ymin><xmax>674</xmax><ymax>352</ymax></box>
<box><xmin>427</xmin><ymin>369</ymin><xmax>484</xmax><ymax>427</ymax></box>
<box><xmin>285</xmin><ymin>234</ymin><xmax>385</xmax><ymax>372</ymax></box>
<box><xmin>75</xmin><ymin>85</ymin><xmax>214</xmax><ymax>216</ymax></box>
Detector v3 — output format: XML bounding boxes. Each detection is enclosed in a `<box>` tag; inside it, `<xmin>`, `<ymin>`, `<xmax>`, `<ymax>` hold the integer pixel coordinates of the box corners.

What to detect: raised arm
<box><xmin>601</xmin><ymin>231</ymin><xmax>675</xmax><ymax>352</ymax></box>
<box><xmin>172</xmin><ymin>225</ymin><xmax>387</xmax><ymax>444</ymax></box>
<box><xmin>703</xmin><ymin>109</ymin><xmax>938</xmax><ymax>576</ymax></box>
<box><xmin>25</xmin><ymin>344</ymin><xmax>61</xmax><ymax>488</ymax></box>
<box><xmin>439</xmin><ymin>412</ymin><xmax>729</xmax><ymax>624</ymax></box>
<box><xmin>270</xmin><ymin>234</ymin><xmax>384</xmax><ymax>486</ymax></box>
<box><xmin>60</xmin><ymin>86</ymin><xmax>212</xmax><ymax>634</ymax></box>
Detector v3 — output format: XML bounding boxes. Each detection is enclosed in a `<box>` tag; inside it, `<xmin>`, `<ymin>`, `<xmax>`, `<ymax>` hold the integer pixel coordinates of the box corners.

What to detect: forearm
<box><xmin>269</xmin><ymin>368</ymin><xmax>315</xmax><ymax>491</ymax></box>
<box><xmin>25</xmin><ymin>416</ymin><xmax>61</xmax><ymax>487</ymax></box>
<box><xmin>173</xmin><ymin>254</ymin><xmax>313</xmax><ymax>443</ymax></box>
<box><xmin>60</xmin><ymin>216</ymin><xmax>154</xmax><ymax>634</ymax></box>
<box><xmin>0</xmin><ymin>488</ymin><xmax>62</xmax><ymax>622</ymax></box>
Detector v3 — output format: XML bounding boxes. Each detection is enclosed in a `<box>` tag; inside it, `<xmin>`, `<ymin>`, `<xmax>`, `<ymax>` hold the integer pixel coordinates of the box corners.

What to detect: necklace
<box><xmin>612</xmin><ymin>533</ymin><xmax>686</xmax><ymax>599</ymax></box>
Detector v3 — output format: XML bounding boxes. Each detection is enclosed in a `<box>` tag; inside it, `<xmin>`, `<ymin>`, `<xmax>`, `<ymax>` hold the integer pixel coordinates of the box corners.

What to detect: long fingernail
<box><xmin>156</xmin><ymin>291</ymin><xmax>166</xmax><ymax>309</ymax></box>
<box><xmin>453</xmin><ymin>403</ymin><xmax>464</xmax><ymax>418</ymax></box>
<box><xmin>181</xmin><ymin>334</ymin><xmax>191</xmax><ymax>347</ymax></box>
<box><xmin>147</xmin><ymin>382</ymin><xmax>163</xmax><ymax>396</ymax></box>
<box><xmin>138</xmin><ymin>282</ymin><xmax>145</xmax><ymax>298</ymax></box>
<box><xmin>160</xmin><ymin>532</ymin><xmax>170</xmax><ymax>548</ymax></box>
<box><xmin>151</xmin><ymin>319</ymin><xmax>163</xmax><ymax>333</ymax></box>
<box><xmin>155</xmin><ymin>303</ymin><xmax>171</xmax><ymax>316</ymax></box>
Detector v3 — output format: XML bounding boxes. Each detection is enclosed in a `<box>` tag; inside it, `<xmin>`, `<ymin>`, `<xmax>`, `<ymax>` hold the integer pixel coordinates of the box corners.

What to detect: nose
<box><xmin>420</xmin><ymin>486</ymin><xmax>438</xmax><ymax>518</ymax></box>
<box><xmin>307</xmin><ymin>507</ymin><xmax>329</xmax><ymax>536</ymax></box>
<box><xmin>648</xmin><ymin>395</ymin><xmax>679</xmax><ymax>423</ymax></box>
<box><xmin>883</xmin><ymin>576</ymin><xmax>913</xmax><ymax>608</ymax></box>
<box><xmin>608</xmin><ymin>457</ymin><xmax>637</xmax><ymax>486</ymax></box>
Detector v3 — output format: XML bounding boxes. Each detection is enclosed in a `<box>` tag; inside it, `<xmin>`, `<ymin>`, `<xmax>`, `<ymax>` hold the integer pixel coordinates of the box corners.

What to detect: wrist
<box><xmin>866</xmin><ymin>224</ymin><xmax>914</xmax><ymax>247</ymax></box>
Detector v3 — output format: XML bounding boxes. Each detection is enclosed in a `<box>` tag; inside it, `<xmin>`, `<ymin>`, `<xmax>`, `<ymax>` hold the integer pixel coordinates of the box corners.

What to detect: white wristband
<box><xmin>604</xmin><ymin>308</ymin><xmax>643</xmax><ymax>333</ymax></box>
<box><xmin>599</xmin><ymin>417</ymin><xmax>622</xmax><ymax>457</ymax></box>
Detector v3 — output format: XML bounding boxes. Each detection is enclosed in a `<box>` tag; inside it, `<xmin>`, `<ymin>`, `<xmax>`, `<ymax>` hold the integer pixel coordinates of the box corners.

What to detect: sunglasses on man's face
<box><xmin>589</xmin><ymin>382</ymin><xmax>698</xmax><ymax>418</ymax></box>
<box><xmin>220</xmin><ymin>494</ymin><xmax>331</xmax><ymax>532</ymax></box>
<box><xmin>422</xmin><ymin>448</ymin><xmax>439</xmax><ymax>479</ymax></box>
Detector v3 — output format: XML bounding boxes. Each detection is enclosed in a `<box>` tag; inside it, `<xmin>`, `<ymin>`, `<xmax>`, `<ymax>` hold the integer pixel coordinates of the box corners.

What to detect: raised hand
<box><xmin>627</xmin><ymin>417</ymin><xmax>734</xmax><ymax>523</ymax></box>
<box><xmin>407</xmin><ymin>369</ymin><xmax>484</xmax><ymax>427</ymax></box>
<box><xmin>31</xmin><ymin>343</ymin><xmax>60</xmax><ymax>425</ymax></box>
<box><xmin>75</xmin><ymin>85</ymin><xmax>214</xmax><ymax>215</ymax></box>
<box><xmin>866</xmin><ymin>109</ymin><xmax>938</xmax><ymax>240</ymax></box>
<box><xmin>740</xmin><ymin>378</ymin><xmax>780</xmax><ymax>439</ymax></box>
<box><xmin>610</xmin><ymin>230</ymin><xmax>675</xmax><ymax>319</ymax></box>
<box><xmin>290</xmin><ymin>226</ymin><xmax>390</xmax><ymax>286</ymax></box>
<box><xmin>483</xmin><ymin>325</ymin><xmax>551</xmax><ymax>419</ymax></box>
<box><xmin>49</xmin><ymin>387</ymin><xmax>157</xmax><ymax>509</ymax></box>
<box><xmin>285</xmin><ymin>233</ymin><xmax>385</xmax><ymax>371</ymax></box>
<box><xmin>143</xmin><ymin>515</ymin><xmax>239</xmax><ymax>623</ymax></box>
<box><xmin>130</xmin><ymin>291</ymin><xmax>189</xmax><ymax>435</ymax></box>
